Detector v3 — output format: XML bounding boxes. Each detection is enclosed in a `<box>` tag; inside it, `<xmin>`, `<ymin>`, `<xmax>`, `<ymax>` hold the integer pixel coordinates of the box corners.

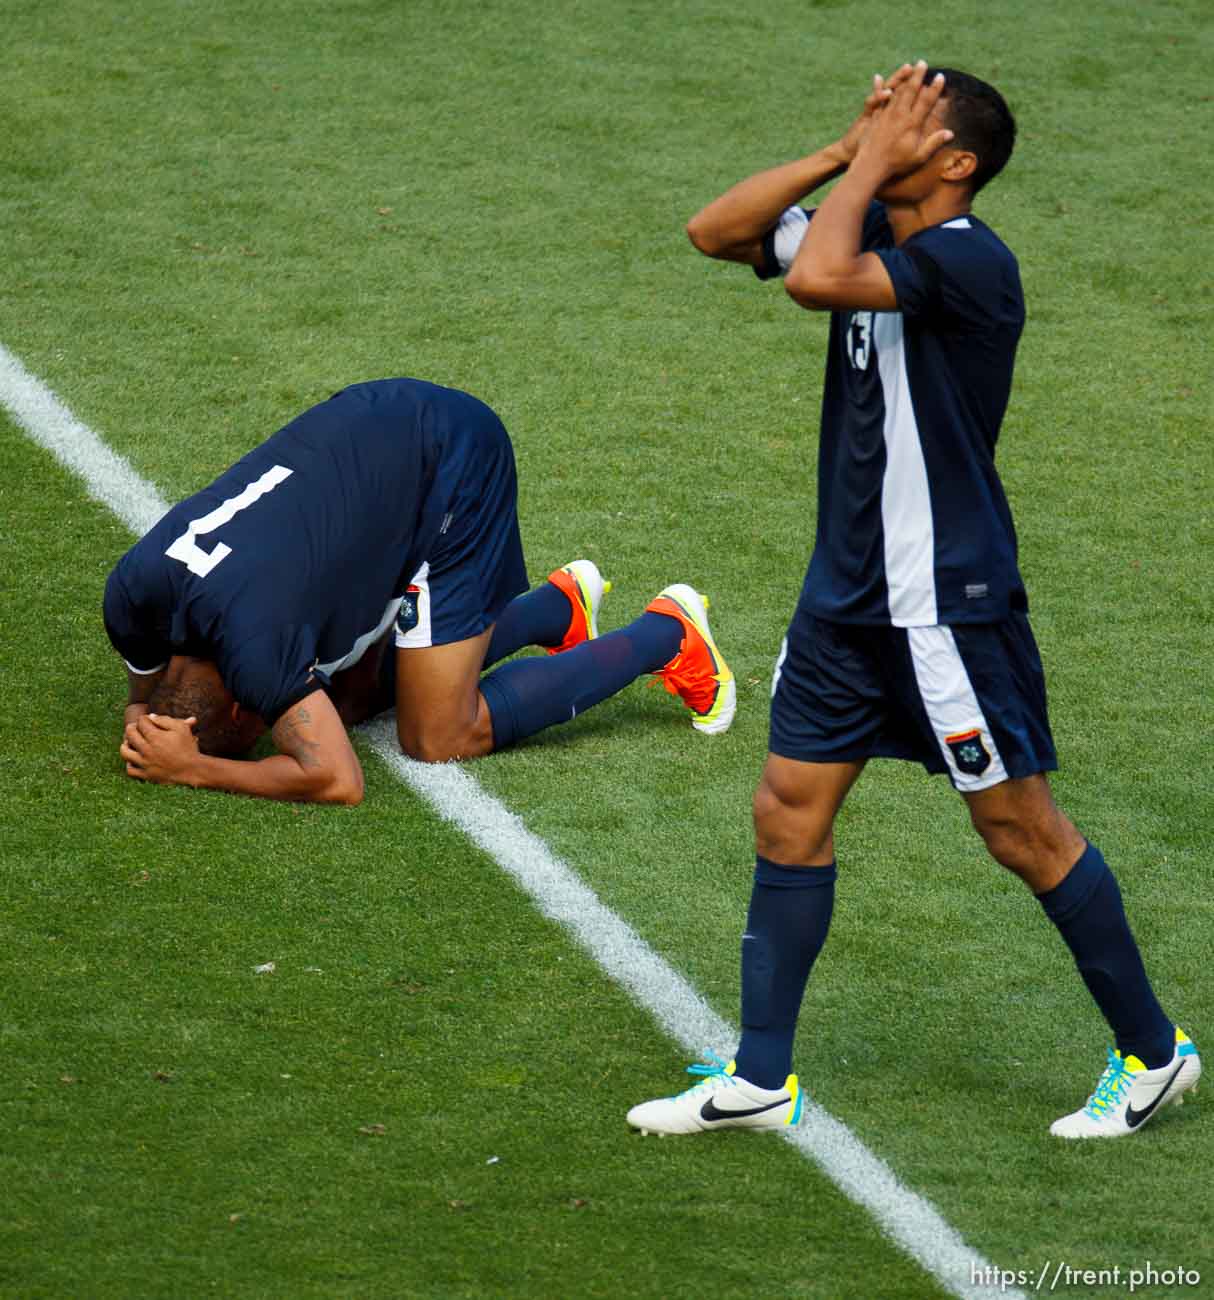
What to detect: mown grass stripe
<box><xmin>3</xmin><ymin>341</ymin><xmax>1026</xmax><ymax>1300</ymax></box>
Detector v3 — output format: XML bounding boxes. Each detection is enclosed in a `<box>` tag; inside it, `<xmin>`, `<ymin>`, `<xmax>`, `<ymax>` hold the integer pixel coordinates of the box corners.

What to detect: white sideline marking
<box><xmin>0</xmin><ymin>347</ymin><xmax>168</xmax><ymax>535</ymax></box>
<box><xmin>1</xmin><ymin>341</ymin><xmax>1025</xmax><ymax>1300</ymax></box>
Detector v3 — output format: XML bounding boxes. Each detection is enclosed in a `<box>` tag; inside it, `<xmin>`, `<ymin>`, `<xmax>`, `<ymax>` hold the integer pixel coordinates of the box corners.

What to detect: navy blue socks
<box><xmin>1036</xmin><ymin>843</ymin><xmax>1174</xmax><ymax>1068</ymax></box>
<box><xmin>734</xmin><ymin>856</ymin><xmax>837</xmax><ymax>1090</ymax></box>
<box><xmin>485</xmin><ymin>582</ymin><xmax>573</xmax><ymax>666</ymax></box>
<box><xmin>480</xmin><ymin>612</ymin><xmax>681</xmax><ymax>748</ymax></box>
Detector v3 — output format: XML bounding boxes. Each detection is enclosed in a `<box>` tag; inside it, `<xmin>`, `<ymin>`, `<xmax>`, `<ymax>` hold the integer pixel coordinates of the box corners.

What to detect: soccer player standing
<box><xmin>628</xmin><ymin>64</ymin><xmax>1199</xmax><ymax>1138</ymax></box>
<box><xmin>108</xmin><ymin>378</ymin><xmax>734</xmax><ymax>804</ymax></box>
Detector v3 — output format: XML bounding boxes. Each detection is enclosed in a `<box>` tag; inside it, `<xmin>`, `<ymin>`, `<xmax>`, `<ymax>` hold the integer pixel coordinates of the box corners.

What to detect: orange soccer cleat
<box><xmin>645</xmin><ymin>583</ymin><xmax>736</xmax><ymax>734</ymax></box>
<box><xmin>545</xmin><ymin>559</ymin><xmax>612</xmax><ymax>655</ymax></box>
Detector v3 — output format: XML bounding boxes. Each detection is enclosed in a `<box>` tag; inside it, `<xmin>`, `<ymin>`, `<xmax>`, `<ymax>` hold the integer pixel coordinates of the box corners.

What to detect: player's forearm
<box><xmin>185</xmin><ymin>751</ymin><xmax>365</xmax><ymax>805</ymax></box>
<box><xmin>123</xmin><ymin>666</ymin><xmax>164</xmax><ymax>728</ymax></box>
<box><xmin>124</xmin><ymin>702</ymin><xmax>151</xmax><ymax>729</ymax></box>
<box><xmin>686</xmin><ymin>145</ymin><xmax>850</xmax><ymax>258</ymax></box>
<box><xmin>785</xmin><ymin>156</ymin><xmax>883</xmax><ymax>294</ymax></box>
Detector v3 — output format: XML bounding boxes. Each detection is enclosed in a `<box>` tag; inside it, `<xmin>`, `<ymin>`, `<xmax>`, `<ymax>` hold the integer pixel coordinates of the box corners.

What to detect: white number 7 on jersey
<box><xmin>164</xmin><ymin>464</ymin><xmax>294</xmax><ymax>578</ymax></box>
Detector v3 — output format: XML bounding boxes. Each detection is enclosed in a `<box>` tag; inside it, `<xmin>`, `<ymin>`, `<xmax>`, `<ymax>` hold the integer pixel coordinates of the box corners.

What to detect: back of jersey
<box><xmin>104</xmin><ymin>379</ymin><xmax>492</xmax><ymax>721</ymax></box>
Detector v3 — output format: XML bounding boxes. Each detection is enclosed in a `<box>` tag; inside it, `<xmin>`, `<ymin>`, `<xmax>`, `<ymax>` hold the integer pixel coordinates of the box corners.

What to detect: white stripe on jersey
<box><xmin>124</xmin><ymin>658</ymin><xmax>167</xmax><ymax>675</ymax></box>
<box><xmin>874</xmin><ymin>312</ymin><xmax>938</xmax><ymax>625</ymax></box>
<box><xmin>906</xmin><ymin>625</ymin><xmax>1008</xmax><ymax>792</ymax></box>
<box><xmin>771</xmin><ymin>205</ymin><xmax>810</xmax><ymax>273</ymax></box>
<box><xmin>316</xmin><ymin>594</ymin><xmax>403</xmax><ymax>677</ymax></box>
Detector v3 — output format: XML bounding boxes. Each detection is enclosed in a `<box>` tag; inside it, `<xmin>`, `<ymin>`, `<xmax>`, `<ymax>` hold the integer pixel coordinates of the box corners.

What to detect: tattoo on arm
<box><xmin>277</xmin><ymin>704</ymin><xmax>325</xmax><ymax>770</ymax></box>
<box><xmin>276</xmin><ymin>702</ymin><xmax>332</xmax><ymax>769</ymax></box>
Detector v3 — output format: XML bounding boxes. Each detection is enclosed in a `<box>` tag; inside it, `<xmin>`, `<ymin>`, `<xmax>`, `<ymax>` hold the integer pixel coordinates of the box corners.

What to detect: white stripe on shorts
<box><xmin>906</xmin><ymin>626</ymin><xmax>1008</xmax><ymax>792</ymax></box>
<box><xmin>395</xmin><ymin>561</ymin><xmax>434</xmax><ymax>649</ymax></box>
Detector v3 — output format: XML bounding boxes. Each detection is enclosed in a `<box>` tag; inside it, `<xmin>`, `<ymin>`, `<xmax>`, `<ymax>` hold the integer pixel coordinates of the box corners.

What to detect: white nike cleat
<box><xmin>1050</xmin><ymin>1027</ymin><xmax>1201</xmax><ymax>1139</ymax></box>
<box><xmin>627</xmin><ymin>1052</ymin><xmax>802</xmax><ymax>1136</ymax></box>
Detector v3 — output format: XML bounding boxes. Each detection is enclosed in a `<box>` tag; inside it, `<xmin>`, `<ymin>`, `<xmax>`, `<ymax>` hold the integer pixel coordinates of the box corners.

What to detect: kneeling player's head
<box><xmin>148</xmin><ymin>656</ymin><xmax>267</xmax><ymax>757</ymax></box>
<box><xmin>925</xmin><ymin>67</ymin><xmax>1016</xmax><ymax>195</ymax></box>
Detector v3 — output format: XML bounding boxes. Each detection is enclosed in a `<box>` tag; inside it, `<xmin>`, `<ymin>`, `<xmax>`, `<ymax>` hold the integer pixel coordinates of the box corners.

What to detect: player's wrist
<box><xmin>821</xmin><ymin>139</ymin><xmax>853</xmax><ymax>168</ymax></box>
<box><xmin>185</xmin><ymin>751</ymin><xmax>219</xmax><ymax>790</ymax></box>
<box><xmin>843</xmin><ymin>150</ymin><xmax>889</xmax><ymax>191</ymax></box>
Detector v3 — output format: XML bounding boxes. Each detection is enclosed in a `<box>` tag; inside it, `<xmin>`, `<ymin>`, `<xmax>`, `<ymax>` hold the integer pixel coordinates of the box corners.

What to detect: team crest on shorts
<box><xmin>945</xmin><ymin>728</ymin><xmax>991</xmax><ymax>776</ymax></box>
<box><xmin>397</xmin><ymin>585</ymin><xmax>421</xmax><ymax>635</ymax></box>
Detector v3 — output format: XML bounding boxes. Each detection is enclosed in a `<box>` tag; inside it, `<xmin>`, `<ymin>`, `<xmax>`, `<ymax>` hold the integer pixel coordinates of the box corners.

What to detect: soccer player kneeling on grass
<box><xmin>627</xmin><ymin>64</ymin><xmax>1198</xmax><ymax>1140</ymax></box>
<box><xmin>106</xmin><ymin>378</ymin><xmax>735</xmax><ymax>806</ymax></box>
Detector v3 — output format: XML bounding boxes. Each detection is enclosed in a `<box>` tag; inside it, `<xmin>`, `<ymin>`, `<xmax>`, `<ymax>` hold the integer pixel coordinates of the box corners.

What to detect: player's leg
<box><xmin>731</xmin><ymin>753</ymin><xmax>864</xmax><ymax>1088</ymax></box>
<box><xmin>391</xmin><ymin>409</ymin><xmax>526</xmax><ymax>762</ymax></box>
<box><xmin>964</xmin><ymin>774</ymin><xmax>1199</xmax><ymax>1136</ymax></box>
<box><xmin>911</xmin><ymin>616</ymin><xmax>1198</xmax><ymax>1136</ymax></box>
<box><xmin>397</xmin><ymin>583</ymin><xmax>732</xmax><ymax>758</ymax></box>
<box><xmin>480</xmin><ymin>583</ymin><xmax>736</xmax><ymax>747</ymax></box>
<box><xmin>628</xmin><ymin>613</ymin><xmax>884</xmax><ymax>1135</ymax></box>
<box><xmin>483</xmin><ymin>560</ymin><xmax>612</xmax><ymax>666</ymax></box>
<box><xmin>397</xmin><ymin>411</ymin><xmax>734</xmax><ymax>756</ymax></box>
<box><xmin>395</xmin><ymin>628</ymin><xmax>495</xmax><ymax>761</ymax></box>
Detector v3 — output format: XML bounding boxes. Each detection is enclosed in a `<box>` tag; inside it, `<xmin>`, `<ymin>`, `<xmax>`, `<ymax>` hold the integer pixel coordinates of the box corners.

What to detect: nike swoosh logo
<box><xmin>1125</xmin><ymin>1061</ymin><xmax>1186</xmax><ymax>1128</ymax></box>
<box><xmin>700</xmin><ymin>1097</ymin><xmax>788</xmax><ymax>1123</ymax></box>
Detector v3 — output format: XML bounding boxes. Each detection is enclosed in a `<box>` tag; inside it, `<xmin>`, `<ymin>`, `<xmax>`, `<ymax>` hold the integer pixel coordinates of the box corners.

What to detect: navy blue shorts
<box><xmin>395</xmin><ymin>413</ymin><xmax>528</xmax><ymax>649</ymax></box>
<box><xmin>769</xmin><ymin>606</ymin><xmax>1058</xmax><ymax>791</ymax></box>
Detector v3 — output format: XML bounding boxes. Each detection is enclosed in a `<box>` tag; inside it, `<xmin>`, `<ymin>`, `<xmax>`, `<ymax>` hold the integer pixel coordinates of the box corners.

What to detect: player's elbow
<box><xmin>328</xmin><ymin>777</ymin><xmax>365</xmax><ymax>807</ymax></box>
<box><xmin>686</xmin><ymin>213</ymin><xmax>727</xmax><ymax>259</ymax></box>
<box><xmin>783</xmin><ymin>264</ymin><xmax>833</xmax><ymax>311</ymax></box>
<box><xmin>310</xmin><ymin>763</ymin><xmax>365</xmax><ymax>806</ymax></box>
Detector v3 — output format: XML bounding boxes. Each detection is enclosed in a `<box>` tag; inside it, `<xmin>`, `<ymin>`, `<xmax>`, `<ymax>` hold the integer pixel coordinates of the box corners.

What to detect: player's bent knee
<box><xmin>398</xmin><ymin>732</ymin><xmax>455</xmax><ymax>764</ymax></box>
<box><xmin>396</xmin><ymin>724</ymin><xmax>490</xmax><ymax>764</ymax></box>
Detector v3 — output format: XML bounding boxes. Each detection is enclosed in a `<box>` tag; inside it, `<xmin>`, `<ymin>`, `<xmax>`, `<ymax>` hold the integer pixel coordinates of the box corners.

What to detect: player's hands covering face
<box><xmin>853</xmin><ymin>60</ymin><xmax>954</xmax><ymax>179</ymax></box>
<box><xmin>837</xmin><ymin>64</ymin><xmax>915</xmax><ymax>163</ymax></box>
<box><xmin>120</xmin><ymin>712</ymin><xmax>200</xmax><ymax>786</ymax></box>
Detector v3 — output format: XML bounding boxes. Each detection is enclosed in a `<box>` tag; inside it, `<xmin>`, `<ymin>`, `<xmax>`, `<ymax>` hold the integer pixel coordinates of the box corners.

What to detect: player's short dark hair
<box><xmin>925</xmin><ymin>67</ymin><xmax>1016</xmax><ymax>195</ymax></box>
<box><xmin>147</xmin><ymin>660</ymin><xmax>253</xmax><ymax>757</ymax></box>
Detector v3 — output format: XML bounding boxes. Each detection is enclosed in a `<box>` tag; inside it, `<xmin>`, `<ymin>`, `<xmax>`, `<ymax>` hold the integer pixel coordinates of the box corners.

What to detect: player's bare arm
<box><xmin>686</xmin><ymin>65</ymin><xmax>913</xmax><ymax>265</ymax></box>
<box><xmin>785</xmin><ymin>62</ymin><xmax>961</xmax><ymax>311</ymax></box>
<box><xmin>120</xmin><ymin>689</ymin><xmax>365</xmax><ymax>805</ymax></box>
<box><xmin>122</xmin><ymin>665</ymin><xmax>166</xmax><ymax>731</ymax></box>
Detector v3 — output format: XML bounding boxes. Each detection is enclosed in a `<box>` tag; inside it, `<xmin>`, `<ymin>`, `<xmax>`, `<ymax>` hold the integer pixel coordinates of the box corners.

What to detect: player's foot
<box><xmin>1050</xmin><ymin>1027</ymin><xmax>1201</xmax><ymax>1139</ymax></box>
<box><xmin>546</xmin><ymin>560</ymin><xmax>612</xmax><ymax>655</ymax></box>
<box><xmin>627</xmin><ymin>1052</ymin><xmax>801</xmax><ymax>1136</ymax></box>
<box><xmin>645</xmin><ymin>584</ymin><xmax>736</xmax><ymax>734</ymax></box>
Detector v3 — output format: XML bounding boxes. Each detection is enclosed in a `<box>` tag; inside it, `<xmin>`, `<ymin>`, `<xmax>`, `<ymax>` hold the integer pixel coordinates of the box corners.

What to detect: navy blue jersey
<box><xmin>758</xmin><ymin>202</ymin><xmax>1026</xmax><ymax>625</ymax></box>
<box><xmin>104</xmin><ymin>379</ymin><xmax>503</xmax><ymax>722</ymax></box>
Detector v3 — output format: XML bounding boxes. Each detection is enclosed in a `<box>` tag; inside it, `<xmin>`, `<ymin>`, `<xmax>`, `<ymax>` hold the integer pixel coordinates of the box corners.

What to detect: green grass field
<box><xmin>1</xmin><ymin>1</ymin><xmax>1211</xmax><ymax>1296</ymax></box>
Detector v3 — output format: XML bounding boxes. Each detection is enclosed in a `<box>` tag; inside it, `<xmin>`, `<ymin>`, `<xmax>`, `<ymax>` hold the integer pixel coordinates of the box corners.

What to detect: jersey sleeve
<box><xmin>756</xmin><ymin>201</ymin><xmax>891</xmax><ymax>281</ymax></box>
<box><xmin>874</xmin><ymin>222</ymin><xmax>1019</xmax><ymax>328</ymax></box>
<box><xmin>102</xmin><ymin>566</ymin><xmax>171</xmax><ymax>675</ymax></box>
<box><xmin>754</xmin><ymin>206</ymin><xmax>811</xmax><ymax>281</ymax></box>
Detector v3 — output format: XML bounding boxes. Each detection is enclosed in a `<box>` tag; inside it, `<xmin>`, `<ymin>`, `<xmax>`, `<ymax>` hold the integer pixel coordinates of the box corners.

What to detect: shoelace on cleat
<box><xmin>676</xmin><ymin>1050</ymin><xmax>735</xmax><ymax>1098</ymax></box>
<box><xmin>652</xmin><ymin>651</ymin><xmax>719</xmax><ymax>714</ymax></box>
<box><xmin>1083</xmin><ymin>1049</ymin><xmax>1134</xmax><ymax>1118</ymax></box>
